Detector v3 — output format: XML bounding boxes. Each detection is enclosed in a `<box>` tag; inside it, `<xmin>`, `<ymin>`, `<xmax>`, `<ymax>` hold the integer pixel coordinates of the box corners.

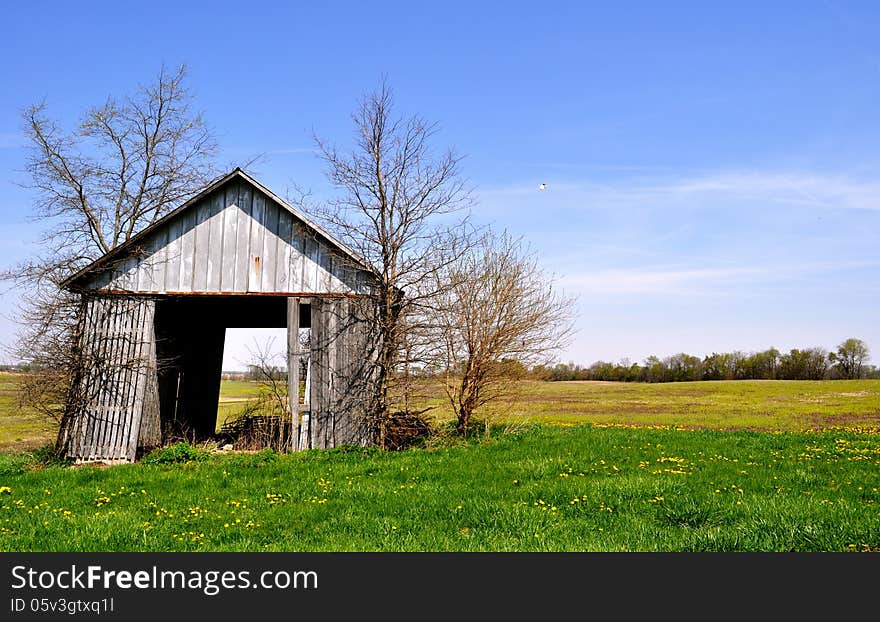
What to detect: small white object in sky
<box><xmin>539</xmin><ymin>183</ymin><xmax>547</xmax><ymax>190</ymax></box>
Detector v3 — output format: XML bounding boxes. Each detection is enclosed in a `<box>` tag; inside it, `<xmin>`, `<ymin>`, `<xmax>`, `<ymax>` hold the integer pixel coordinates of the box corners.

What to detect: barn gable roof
<box><xmin>62</xmin><ymin>168</ymin><xmax>376</xmax><ymax>295</ymax></box>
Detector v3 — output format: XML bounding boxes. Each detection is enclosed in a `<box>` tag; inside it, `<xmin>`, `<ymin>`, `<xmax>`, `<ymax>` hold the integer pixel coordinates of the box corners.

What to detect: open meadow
<box><xmin>1</xmin><ymin>373</ymin><xmax>879</xmax><ymax>551</ymax></box>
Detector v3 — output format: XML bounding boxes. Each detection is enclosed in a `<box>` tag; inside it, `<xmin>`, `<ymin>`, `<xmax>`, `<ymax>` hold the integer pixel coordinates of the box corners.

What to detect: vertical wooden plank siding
<box><xmin>64</xmin><ymin>296</ymin><xmax>158</xmax><ymax>462</ymax></box>
<box><xmin>333</xmin><ymin>298</ymin><xmax>370</xmax><ymax>446</ymax></box>
<box><xmin>78</xmin><ymin>181</ymin><xmax>375</xmax><ymax>296</ymax></box>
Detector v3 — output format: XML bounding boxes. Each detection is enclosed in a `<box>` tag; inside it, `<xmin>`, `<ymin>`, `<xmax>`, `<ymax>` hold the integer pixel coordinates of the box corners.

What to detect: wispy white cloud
<box><xmin>479</xmin><ymin>170</ymin><xmax>880</xmax><ymax>212</ymax></box>
<box><xmin>557</xmin><ymin>260</ymin><xmax>879</xmax><ymax>297</ymax></box>
<box><xmin>659</xmin><ymin>172</ymin><xmax>880</xmax><ymax>211</ymax></box>
<box><xmin>558</xmin><ymin>266</ymin><xmax>763</xmax><ymax>296</ymax></box>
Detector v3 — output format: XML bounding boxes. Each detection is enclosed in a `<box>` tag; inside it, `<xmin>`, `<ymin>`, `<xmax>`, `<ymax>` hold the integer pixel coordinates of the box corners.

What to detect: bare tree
<box><xmin>303</xmin><ymin>80</ymin><xmax>473</xmax><ymax>448</ymax></box>
<box><xmin>431</xmin><ymin>231</ymin><xmax>576</xmax><ymax>437</ymax></box>
<box><xmin>3</xmin><ymin>64</ymin><xmax>217</xmax><ymax>429</ymax></box>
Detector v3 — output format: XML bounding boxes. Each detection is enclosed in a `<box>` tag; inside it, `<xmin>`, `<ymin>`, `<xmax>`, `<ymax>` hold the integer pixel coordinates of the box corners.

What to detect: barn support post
<box><xmin>310</xmin><ymin>298</ymin><xmax>327</xmax><ymax>449</ymax></box>
<box><xmin>286</xmin><ymin>297</ymin><xmax>301</xmax><ymax>452</ymax></box>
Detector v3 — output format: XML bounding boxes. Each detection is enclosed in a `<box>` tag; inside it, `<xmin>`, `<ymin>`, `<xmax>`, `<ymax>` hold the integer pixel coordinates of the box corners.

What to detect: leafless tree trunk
<box><xmin>2</xmin><ymin>64</ymin><xmax>217</xmax><ymax>443</ymax></box>
<box><xmin>431</xmin><ymin>231</ymin><xmax>576</xmax><ymax>437</ymax></box>
<box><xmin>302</xmin><ymin>80</ymin><xmax>473</xmax><ymax>448</ymax></box>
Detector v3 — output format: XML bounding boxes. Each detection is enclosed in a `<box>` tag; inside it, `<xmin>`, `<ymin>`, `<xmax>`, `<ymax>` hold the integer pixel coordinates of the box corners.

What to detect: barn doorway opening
<box><xmin>153</xmin><ymin>296</ymin><xmax>291</xmax><ymax>445</ymax></box>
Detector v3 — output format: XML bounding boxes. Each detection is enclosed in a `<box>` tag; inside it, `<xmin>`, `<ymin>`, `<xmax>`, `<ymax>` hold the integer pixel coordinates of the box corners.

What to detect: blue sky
<box><xmin>1</xmin><ymin>1</ymin><xmax>878</xmax><ymax>369</ymax></box>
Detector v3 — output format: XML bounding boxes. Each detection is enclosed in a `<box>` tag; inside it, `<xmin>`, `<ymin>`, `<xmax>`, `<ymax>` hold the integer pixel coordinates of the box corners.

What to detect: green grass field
<box><xmin>0</xmin><ymin>425</ymin><xmax>878</xmax><ymax>551</ymax></box>
<box><xmin>1</xmin><ymin>373</ymin><xmax>879</xmax><ymax>551</ymax></box>
<box><xmin>216</xmin><ymin>380</ymin><xmax>263</xmax><ymax>428</ymax></box>
<box><xmin>469</xmin><ymin>379</ymin><xmax>880</xmax><ymax>431</ymax></box>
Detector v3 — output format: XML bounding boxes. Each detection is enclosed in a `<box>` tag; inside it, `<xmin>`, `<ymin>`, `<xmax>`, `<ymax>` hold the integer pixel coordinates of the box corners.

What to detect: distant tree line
<box><xmin>534</xmin><ymin>338</ymin><xmax>877</xmax><ymax>383</ymax></box>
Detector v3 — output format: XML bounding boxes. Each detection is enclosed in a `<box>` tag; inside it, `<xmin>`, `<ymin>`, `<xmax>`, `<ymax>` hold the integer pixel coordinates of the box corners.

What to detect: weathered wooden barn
<box><xmin>58</xmin><ymin>168</ymin><xmax>378</xmax><ymax>462</ymax></box>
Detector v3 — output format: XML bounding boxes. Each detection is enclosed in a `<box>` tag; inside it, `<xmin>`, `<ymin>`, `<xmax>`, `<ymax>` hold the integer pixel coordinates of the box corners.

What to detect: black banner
<box><xmin>0</xmin><ymin>552</ymin><xmax>874</xmax><ymax>619</ymax></box>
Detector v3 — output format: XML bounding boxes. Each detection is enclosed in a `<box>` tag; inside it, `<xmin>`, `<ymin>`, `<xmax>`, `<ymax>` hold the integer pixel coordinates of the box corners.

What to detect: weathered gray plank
<box><xmin>165</xmin><ymin>215</ymin><xmax>183</xmax><ymax>292</ymax></box>
<box><xmin>234</xmin><ymin>182</ymin><xmax>252</xmax><ymax>291</ymax></box>
<box><xmin>303</xmin><ymin>236</ymin><xmax>319</xmax><ymax>293</ymax></box>
<box><xmin>150</xmin><ymin>227</ymin><xmax>169</xmax><ymax>293</ymax></box>
<box><xmin>116</xmin><ymin>299</ymin><xmax>139</xmax><ymax>459</ymax></box>
<box><xmin>276</xmin><ymin>208</ymin><xmax>293</xmax><ymax>291</ymax></box>
<box><xmin>289</xmin><ymin>226</ymin><xmax>307</xmax><ymax>294</ymax></box>
<box><xmin>180</xmin><ymin>199</ymin><xmax>198</xmax><ymax>291</ymax></box>
<box><xmin>135</xmin><ymin>243</ymin><xmax>151</xmax><ymax>292</ymax></box>
<box><xmin>220</xmin><ymin>188</ymin><xmax>238</xmax><ymax>292</ymax></box>
<box><xmin>248</xmin><ymin>191</ymin><xmax>266</xmax><ymax>292</ymax></box>
<box><xmin>104</xmin><ymin>299</ymin><xmax>125</xmax><ymax>457</ymax></box>
<box><xmin>317</xmin><ymin>244</ymin><xmax>332</xmax><ymax>293</ymax></box>
<box><xmin>206</xmin><ymin>190</ymin><xmax>224</xmax><ymax>291</ymax></box>
<box><xmin>192</xmin><ymin>197</ymin><xmax>212</xmax><ymax>291</ymax></box>
<box><xmin>261</xmin><ymin>199</ymin><xmax>280</xmax><ymax>292</ymax></box>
